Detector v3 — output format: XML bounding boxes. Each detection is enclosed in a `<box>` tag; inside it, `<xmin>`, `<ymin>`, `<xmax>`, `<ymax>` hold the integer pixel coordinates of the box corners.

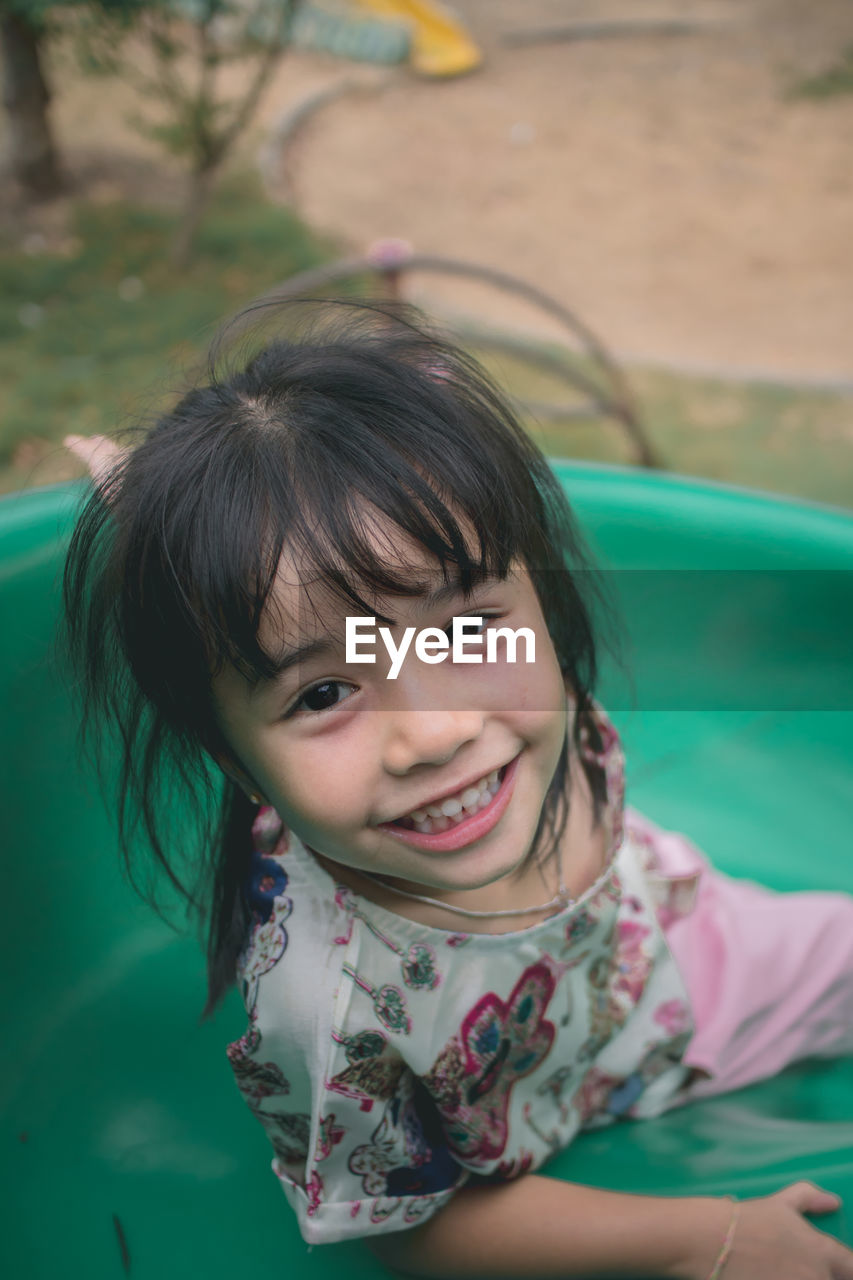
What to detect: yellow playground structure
<box><xmin>356</xmin><ymin>0</ymin><xmax>482</xmax><ymax>76</ymax></box>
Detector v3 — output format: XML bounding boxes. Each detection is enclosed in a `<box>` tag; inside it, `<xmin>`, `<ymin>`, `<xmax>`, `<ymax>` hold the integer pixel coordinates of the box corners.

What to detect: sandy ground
<box><xmin>10</xmin><ymin>0</ymin><xmax>853</xmax><ymax>382</ymax></box>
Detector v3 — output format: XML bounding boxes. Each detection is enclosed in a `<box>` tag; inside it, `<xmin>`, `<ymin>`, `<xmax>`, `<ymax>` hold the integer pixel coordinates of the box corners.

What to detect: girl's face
<box><xmin>212</xmin><ymin>525</ymin><xmax>569</xmax><ymax>902</ymax></box>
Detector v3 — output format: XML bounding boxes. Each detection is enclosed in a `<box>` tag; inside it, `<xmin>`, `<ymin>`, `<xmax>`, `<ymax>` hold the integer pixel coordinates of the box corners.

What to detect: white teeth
<box><xmin>395</xmin><ymin>767</ymin><xmax>504</xmax><ymax>832</ymax></box>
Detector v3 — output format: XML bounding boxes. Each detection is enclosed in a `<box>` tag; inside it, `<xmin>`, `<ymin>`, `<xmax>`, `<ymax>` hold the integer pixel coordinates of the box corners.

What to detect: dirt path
<box><xmin>264</xmin><ymin>0</ymin><xmax>853</xmax><ymax>383</ymax></box>
<box><xmin>24</xmin><ymin>0</ymin><xmax>853</xmax><ymax>382</ymax></box>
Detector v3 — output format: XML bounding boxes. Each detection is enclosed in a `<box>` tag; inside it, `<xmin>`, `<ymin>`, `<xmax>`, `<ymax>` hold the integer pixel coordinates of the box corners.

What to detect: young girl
<box><xmin>64</xmin><ymin>302</ymin><xmax>853</xmax><ymax>1280</ymax></box>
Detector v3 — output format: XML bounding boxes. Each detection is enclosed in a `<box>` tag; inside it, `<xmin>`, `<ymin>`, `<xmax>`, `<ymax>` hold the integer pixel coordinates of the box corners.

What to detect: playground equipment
<box><xmin>290</xmin><ymin>2</ymin><xmax>482</xmax><ymax>73</ymax></box>
<box><xmin>356</xmin><ymin>0</ymin><xmax>482</xmax><ymax>76</ymax></box>
<box><xmin>2</xmin><ymin>465</ymin><xmax>851</xmax><ymax>1276</ymax></box>
<box><xmin>236</xmin><ymin>242</ymin><xmax>659</xmax><ymax>467</ymax></box>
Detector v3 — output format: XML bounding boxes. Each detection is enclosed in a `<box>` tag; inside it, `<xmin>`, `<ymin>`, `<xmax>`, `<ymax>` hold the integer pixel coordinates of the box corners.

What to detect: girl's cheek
<box><xmin>271</xmin><ymin>742</ymin><xmax>366</xmax><ymax>813</ymax></box>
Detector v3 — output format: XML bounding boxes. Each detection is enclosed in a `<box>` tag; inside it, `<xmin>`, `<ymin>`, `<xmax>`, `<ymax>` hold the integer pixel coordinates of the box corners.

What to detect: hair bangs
<box><xmin>281</xmin><ymin>466</ymin><xmax>512</xmax><ymax>611</ymax></box>
<box><xmin>210</xmin><ymin>454</ymin><xmax>515</xmax><ymax>690</ymax></box>
<box><xmin>186</xmin><ymin>345</ymin><xmax>532</xmax><ymax>686</ymax></box>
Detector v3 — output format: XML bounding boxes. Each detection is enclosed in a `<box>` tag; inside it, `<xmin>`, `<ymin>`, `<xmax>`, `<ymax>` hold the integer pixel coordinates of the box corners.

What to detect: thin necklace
<box><xmin>357</xmin><ymin>866</ymin><xmax>574</xmax><ymax>920</ymax></box>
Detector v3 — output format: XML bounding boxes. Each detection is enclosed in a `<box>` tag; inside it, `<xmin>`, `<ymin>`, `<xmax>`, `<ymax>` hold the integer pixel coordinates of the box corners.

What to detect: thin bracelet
<box><xmin>707</xmin><ymin>1197</ymin><xmax>740</xmax><ymax>1280</ymax></box>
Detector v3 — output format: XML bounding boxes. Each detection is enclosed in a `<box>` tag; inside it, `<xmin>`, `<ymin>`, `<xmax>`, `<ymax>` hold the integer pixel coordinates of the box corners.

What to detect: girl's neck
<box><xmin>311</xmin><ymin>752</ymin><xmax>608</xmax><ymax>935</ymax></box>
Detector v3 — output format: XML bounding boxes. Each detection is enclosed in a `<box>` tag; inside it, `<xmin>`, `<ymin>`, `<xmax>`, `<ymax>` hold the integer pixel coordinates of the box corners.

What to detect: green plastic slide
<box><xmin>2</xmin><ymin>464</ymin><xmax>851</xmax><ymax>1277</ymax></box>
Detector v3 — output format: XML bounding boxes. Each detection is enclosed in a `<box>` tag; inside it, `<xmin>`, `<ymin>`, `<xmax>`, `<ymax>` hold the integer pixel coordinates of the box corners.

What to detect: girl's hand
<box><xmin>64</xmin><ymin>434</ymin><xmax>127</xmax><ymax>486</ymax></box>
<box><xmin>712</xmin><ymin>1182</ymin><xmax>853</xmax><ymax>1280</ymax></box>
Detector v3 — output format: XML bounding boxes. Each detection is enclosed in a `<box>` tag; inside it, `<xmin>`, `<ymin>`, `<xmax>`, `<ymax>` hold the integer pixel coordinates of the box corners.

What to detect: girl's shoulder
<box><xmin>237</xmin><ymin>808</ymin><xmax>342</xmax><ymax>1024</ymax></box>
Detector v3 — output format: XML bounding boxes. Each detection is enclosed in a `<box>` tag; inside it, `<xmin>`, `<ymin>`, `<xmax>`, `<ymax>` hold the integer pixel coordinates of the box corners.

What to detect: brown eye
<box><xmin>295</xmin><ymin>681</ymin><xmax>353</xmax><ymax>714</ymax></box>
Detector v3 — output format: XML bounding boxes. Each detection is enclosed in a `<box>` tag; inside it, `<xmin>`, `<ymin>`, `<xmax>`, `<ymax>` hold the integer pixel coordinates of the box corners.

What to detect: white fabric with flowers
<box><xmin>226</xmin><ymin>704</ymin><xmax>697</xmax><ymax>1244</ymax></box>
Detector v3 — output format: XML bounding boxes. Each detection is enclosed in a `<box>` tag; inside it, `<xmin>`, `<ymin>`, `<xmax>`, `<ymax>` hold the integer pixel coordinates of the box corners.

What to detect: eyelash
<box><xmin>285</xmin><ymin>614</ymin><xmax>504</xmax><ymax>718</ymax></box>
<box><xmin>442</xmin><ymin>613</ymin><xmax>496</xmax><ymax>640</ymax></box>
<box><xmin>285</xmin><ymin>680</ymin><xmax>356</xmax><ymax>719</ymax></box>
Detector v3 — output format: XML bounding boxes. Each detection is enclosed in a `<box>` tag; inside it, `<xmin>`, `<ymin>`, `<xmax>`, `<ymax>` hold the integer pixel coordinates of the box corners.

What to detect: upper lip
<box><xmin>379</xmin><ymin>760</ymin><xmax>511</xmax><ymax>826</ymax></box>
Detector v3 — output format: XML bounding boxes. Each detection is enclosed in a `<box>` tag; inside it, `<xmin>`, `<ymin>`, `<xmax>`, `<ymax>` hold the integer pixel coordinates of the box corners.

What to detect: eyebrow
<box><xmin>256</xmin><ymin>576</ymin><xmax>497</xmax><ymax>690</ymax></box>
<box><xmin>262</xmin><ymin>636</ymin><xmax>337</xmax><ymax>682</ymax></box>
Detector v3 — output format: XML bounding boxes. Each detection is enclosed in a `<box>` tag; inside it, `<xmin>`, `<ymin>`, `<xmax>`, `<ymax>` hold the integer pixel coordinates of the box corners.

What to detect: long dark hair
<box><xmin>63</xmin><ymin>300</ymin><xmax>614</xmax><ymax>1014</ymax></box>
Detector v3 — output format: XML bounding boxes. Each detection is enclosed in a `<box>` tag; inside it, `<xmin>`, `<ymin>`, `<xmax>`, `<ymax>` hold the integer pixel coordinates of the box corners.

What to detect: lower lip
<box><xmin>378</xmin><ymin>755</ymin><xmax>521</xmax><ymax>853</ymax></box>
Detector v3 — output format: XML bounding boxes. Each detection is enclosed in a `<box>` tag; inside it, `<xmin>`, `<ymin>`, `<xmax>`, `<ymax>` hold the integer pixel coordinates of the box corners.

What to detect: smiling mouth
<box><xmin>378</xmin><ymin>757</ymin><xmax>520</xmax><ymax>853</ymax></box>
<box><xmin>391</xmin><ymin>767</ymin><xmax>506</xmax><ymax>835</ymax></box>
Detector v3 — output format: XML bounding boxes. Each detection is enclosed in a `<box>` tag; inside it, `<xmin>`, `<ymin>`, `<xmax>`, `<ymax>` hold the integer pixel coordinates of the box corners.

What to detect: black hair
<box><xmin>63</xmin><ymin>300</ymin><xmax>613</xmax><ymax>1014</ymax></box>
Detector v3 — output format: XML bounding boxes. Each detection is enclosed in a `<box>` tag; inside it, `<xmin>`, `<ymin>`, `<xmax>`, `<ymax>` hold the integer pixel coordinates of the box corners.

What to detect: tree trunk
<box><xmin>0</xmin><ymin>8</ymin><xmax>64</xmax><ymax>199</ymax></box>
<box><xmin>169</xmin><ymin>162</ymin><xmax>216</xmax><ymax>269</ymax></box>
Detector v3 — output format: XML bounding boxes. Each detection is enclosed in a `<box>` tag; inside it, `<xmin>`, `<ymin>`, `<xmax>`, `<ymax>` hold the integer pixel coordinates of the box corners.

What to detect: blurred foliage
<box><xmin>0</xmin><ymin>0</ymin><xmax>144</xmax><ymax>35</ymax></box>
<box><xmin>1</xmin><ymin>0</ymin><xmax>304</xmax><ymax>259</ymax></box>
<box><xmin>117</xmin><ymin>0</ymin><xmax>304</xmax><ymax>263</ymax></box>
<box><xmin>790</xmin><ymin>45</ymin><xmax>853</xmax><ymax>100</ymax></box>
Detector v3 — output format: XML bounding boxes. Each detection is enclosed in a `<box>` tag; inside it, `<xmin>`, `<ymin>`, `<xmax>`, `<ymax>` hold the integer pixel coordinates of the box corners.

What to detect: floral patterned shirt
<box><xmin>226</xmin><ymin>705</ymin><xmax>695</xmax><ymax>1244</ymax></box>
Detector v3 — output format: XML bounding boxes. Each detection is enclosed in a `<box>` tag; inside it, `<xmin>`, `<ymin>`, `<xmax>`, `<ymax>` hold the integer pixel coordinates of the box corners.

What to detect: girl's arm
<box><xmin>369</xmin><ymin>1174</ymin><xmax>853</xmax><ymax>1279</ymax></box>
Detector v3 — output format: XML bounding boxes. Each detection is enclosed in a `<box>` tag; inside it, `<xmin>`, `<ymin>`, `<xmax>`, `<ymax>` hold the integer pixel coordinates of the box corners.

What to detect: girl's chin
<box><xmin>372</xmin><ymin>823</ymin><xmax>543</xmax><ymax>904</ymax></box>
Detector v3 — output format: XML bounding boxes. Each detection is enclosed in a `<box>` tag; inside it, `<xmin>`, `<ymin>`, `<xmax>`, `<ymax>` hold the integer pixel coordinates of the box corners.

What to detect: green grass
<box><xmin>470</xmin><ymin>343</ymin><xmax>853</xmax><ymax>511</ymax></box>
<box><xmin>1</xmin><ymin>184</ymin><xmax>852</xmax><ymax>510</ymax></box>
<box><xmin>0</xmin><ymin>178</ymin><xmax>336</xmax><ymax>487</ymax></box>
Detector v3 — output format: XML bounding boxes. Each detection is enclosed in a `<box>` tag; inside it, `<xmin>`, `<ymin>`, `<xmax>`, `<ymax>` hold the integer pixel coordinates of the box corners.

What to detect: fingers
<box><xmin>790</xmin><ymin>1185</ymin><xmax>853</xmax><ymax>1280</ymax></box>
<box><xmin>64</xmin><ymin>434</ymin><xmax>127</xmax><ymax>485</ymax></box>
<box><xmin>773</xmin><ymin>1181</ymin><xmax>843</xmax><ymax>1218</ymax></box>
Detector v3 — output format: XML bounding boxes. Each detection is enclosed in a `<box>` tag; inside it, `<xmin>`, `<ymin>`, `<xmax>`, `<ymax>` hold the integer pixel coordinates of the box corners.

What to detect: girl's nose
<box><xmin>381</xmin><ymin>706</ymin><xmax>485</xmax><ymax>776</ymax></box>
